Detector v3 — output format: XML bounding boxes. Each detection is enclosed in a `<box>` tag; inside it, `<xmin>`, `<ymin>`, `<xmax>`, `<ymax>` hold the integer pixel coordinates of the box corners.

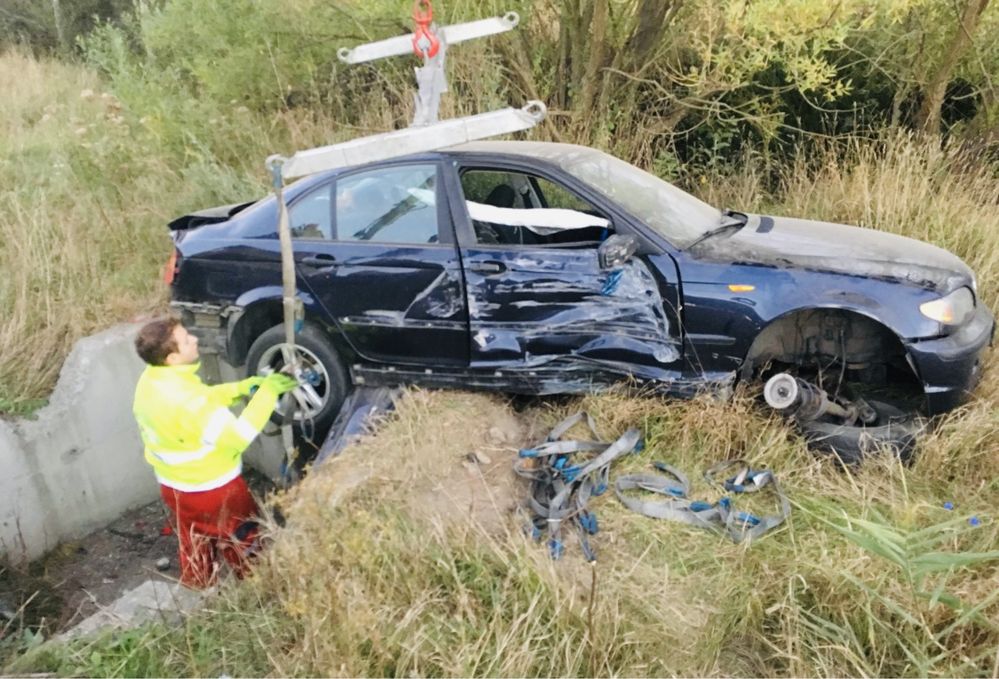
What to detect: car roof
<box><xmin>443</xmin><ymin>140</ymin><xmax>600</xmax><ymax>162</ymax></box>
<box><xmin>280</xmin><ymin>140</ymin><xmax>601</xmax><ymax>200</ymax></box>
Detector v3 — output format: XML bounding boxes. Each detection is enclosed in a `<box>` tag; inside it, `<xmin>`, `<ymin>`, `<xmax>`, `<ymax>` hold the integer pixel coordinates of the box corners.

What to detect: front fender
<box><xmin>739</xmin><ymin>305</ymin><xmax>907</xmax><ymax>380</ymax></box>
<box><xmin>676</xmin><ymin>258</ymin><xmax>944</xmax><ymax>362</ymax></box>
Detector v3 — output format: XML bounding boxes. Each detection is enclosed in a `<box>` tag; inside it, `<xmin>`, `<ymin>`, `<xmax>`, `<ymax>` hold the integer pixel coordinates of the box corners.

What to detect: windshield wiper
<box><xmin>684</xmin><ymin>209</ymin><xmax>748</xmax><ymax>250</ymax></box>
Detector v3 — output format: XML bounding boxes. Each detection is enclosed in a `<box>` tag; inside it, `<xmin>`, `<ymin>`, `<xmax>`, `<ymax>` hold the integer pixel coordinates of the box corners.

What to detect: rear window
<box><xmin>336</xmin><ymin>165</ymin><xmax>440</xmax><ymax>244</ymax></box>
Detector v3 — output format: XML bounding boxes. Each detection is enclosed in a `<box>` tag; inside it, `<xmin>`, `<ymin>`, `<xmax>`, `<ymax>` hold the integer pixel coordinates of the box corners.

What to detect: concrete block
<box><xmin>55</xmin><ymin>579</ymin><xmax>204</xmax><ymax>642</ymax></box>
<box><xmin>0</xmin><ymin>324</ymin><xmax>158</xmax><ymax>562</ymax></box>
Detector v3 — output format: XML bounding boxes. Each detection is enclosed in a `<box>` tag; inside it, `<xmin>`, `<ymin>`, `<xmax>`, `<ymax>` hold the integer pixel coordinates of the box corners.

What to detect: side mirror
<box><xmin>598</xmin><ymin>234</ymin><xmax>638</xmax><ymax>270</ymax></box>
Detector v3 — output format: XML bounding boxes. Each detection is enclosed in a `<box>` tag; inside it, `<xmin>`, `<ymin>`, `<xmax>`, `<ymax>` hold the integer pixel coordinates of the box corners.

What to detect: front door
<box><xmin>290</xmin><ymin>161</ymin><xmax>468</xmax><ymax>366</ymax></box>
<box><xmin>446</xmin><ymin>163</ymin><xmax>682</xmax><ymax>381</ymax></box>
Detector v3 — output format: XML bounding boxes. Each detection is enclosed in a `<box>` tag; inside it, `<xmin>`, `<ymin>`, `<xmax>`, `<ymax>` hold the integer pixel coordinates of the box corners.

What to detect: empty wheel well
<box><xmin>227</xmin><ymin>301</ymin><xmax>283</xmax><ymax>367</ymax></box>
<box><xmin>740</xmin><ymin>309</ymin><xmax>918</xmax><ymax>389</ymax></box>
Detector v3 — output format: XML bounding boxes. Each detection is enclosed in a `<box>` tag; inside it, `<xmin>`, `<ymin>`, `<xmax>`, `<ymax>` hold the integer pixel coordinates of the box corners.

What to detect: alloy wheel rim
<box><xmin>256</xmin><ymin>343</ymin><xmax>331</xmax><ymax>421</ymax></box>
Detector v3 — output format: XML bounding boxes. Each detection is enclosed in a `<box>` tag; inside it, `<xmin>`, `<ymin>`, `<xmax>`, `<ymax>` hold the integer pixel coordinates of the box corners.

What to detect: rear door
<box><xmin>290</xmin><ymin>161</ymin><xmax>468</xmax><ymax>366</ymax></box>
<box><xmin>444</xmin><ymin>160</ymin><xmax>683</xmax><ymax>379</ymax></box>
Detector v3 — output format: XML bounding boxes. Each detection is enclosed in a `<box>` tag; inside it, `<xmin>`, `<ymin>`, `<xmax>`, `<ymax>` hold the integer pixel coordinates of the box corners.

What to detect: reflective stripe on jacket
<box><xmin>133</xmin><ymin>363</ymin><xmax>278</xmax><ymax>492</ymax></box>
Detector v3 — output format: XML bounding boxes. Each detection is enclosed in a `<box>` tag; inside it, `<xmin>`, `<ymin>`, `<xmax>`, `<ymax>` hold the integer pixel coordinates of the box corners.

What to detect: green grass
<box><xmin>0</xmin><ymin>395</ymin><xmax>47</xmax><ymax>417</ymax></box>
<box><xmin>2</xmin><ymin>39</ymin><xmax>998</xmax><ymax>676</ymax></box>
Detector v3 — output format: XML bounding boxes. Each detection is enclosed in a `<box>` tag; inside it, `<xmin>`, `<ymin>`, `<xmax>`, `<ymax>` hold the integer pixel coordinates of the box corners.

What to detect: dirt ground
<box><xmin>0</xmin><ymin>500</ymin><xmax>176</xmax><ymax>644</ymax></box>
<box><xmin>1</xmin><ymin>471</ymin><xmax>277</xmax><ymax>638</ymax></box>
<box><xmin>36</xmin><ymin>501</ymin><xmax>178</xmax><ymax>631</ymax></box>
<box><xmin>279</xmin><ymin>391</ymin><xmax>571</xmax><ymax>553</ymax></box>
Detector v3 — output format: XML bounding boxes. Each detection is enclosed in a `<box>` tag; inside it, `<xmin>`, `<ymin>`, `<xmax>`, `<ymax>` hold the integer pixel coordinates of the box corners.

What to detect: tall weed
<box><xmin>0</xmin><ymin>49</ymin><xmax>274</xmax><ymax>410</ymax></box>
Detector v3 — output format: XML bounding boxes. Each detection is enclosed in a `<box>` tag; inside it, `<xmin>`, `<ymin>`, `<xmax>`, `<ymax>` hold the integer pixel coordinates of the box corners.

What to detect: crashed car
<box><xmin>166</xmin><ymin>141</ymin><xmax>994</xmax><ymax>461</ymax></box>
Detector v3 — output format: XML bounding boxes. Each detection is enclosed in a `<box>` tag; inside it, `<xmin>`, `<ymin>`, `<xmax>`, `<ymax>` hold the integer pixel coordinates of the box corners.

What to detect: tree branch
<box><xmin>916</xmin><ymin>0</ymin><xmax>991</xmax><ymax>133</ymax></box>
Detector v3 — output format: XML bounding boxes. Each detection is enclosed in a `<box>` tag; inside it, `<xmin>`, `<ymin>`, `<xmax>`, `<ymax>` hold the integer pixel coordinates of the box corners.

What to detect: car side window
<box><xmin>534</xmin><ymin>176</ymin><xmax>594</xmax><ymax>212</ymax></box>
<box><xmin>335</xmin><ymin>164</ymin><xmax>440</xmax><ymax>244</ymax></box>
<box><xmin>461</xmin><ymin>170</ymin><xmax>531</xmax><ymax>209</ymax></box>
<box><xmin>289</xmin><ymin>184</ymin><xmax>332</xmax><ymax>240</ymax></box>
<box><xmin>459</xmin><ymin>168</ymin><xmax>611</xmax><ymax>247</ymax></box>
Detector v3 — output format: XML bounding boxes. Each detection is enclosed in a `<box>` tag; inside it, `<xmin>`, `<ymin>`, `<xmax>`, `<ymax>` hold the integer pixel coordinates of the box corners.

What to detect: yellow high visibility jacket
<box><xmin>132</xmin><ymin>363</ymin><xmax>279</xmax><ymax>492</ymax></box>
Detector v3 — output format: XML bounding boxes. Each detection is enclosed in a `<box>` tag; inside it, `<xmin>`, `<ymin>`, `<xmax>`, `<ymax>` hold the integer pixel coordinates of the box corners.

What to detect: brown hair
<box><xmin>135</xmin><ymin>317</ymin><xmax>181</xmax><ymax>366</ymax></box>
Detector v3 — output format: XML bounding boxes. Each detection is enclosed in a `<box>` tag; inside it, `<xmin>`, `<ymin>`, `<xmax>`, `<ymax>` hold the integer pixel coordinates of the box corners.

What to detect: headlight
<box><xmin>919</xmin><ymin>287</ymin><xmax>975</xmax><ymax>325</ymax></box>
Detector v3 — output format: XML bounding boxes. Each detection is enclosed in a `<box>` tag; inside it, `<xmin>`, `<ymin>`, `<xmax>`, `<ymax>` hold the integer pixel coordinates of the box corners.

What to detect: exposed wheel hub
<box><xmin>764</xmin><ymin>373</ymin><xmax>877</xmax><ymax>426</ymax></box>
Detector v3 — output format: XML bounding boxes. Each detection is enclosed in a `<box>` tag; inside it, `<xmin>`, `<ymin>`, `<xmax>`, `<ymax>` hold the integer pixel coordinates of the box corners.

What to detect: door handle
<box><xmin>300</xmin><ymin>254</ymin><xmax>337</xmax><ymax>267</ymax></box>
<box><xmin>468</xmin><ymin>260</ymin><xmax>507</xmax><ymax>275</ymax></box>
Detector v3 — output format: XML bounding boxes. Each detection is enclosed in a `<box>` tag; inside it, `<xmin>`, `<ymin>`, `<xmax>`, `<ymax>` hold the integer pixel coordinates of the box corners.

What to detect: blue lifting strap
<box><xmin>515</xmin><ymin>411</ymin><xmax>642</xmax><ymax>562</ymax></box>
<box><xmin>615</xmin><ymin>459</ymin><xmax>790</xmax><ymax>543</ymax></box>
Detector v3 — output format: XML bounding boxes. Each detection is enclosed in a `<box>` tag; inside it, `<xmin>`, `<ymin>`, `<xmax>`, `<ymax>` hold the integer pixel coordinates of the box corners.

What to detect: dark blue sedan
<box><xmin>166</xmin><ymin>141</ymin><xmax>994</xmax><ymax>460</ymax></box>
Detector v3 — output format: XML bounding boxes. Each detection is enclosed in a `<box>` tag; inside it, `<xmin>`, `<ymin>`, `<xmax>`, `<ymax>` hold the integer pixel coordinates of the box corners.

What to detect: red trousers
<box><xmin>159</xmin><ymin>475</ymin><xmax>259</xmax><ymax>589</ymax></box>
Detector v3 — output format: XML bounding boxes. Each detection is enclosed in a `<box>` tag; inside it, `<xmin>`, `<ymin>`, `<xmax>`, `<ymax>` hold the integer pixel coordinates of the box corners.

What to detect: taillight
<box><xmin>163</xmin><ymin>248</ymin><xmax>180</xmax><ymax>284</ymax></box>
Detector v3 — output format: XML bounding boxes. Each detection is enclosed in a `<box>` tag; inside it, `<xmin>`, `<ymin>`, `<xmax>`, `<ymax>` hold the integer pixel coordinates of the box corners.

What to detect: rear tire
<box><xmin>798</xmin><ymin>400</ymin><xmax>923</xmax><ymax>465</ymax></box>
<box><xmin>245</xmin><ymin>323</ymin><xmax>348</xmax><ymax>440</ymax></box>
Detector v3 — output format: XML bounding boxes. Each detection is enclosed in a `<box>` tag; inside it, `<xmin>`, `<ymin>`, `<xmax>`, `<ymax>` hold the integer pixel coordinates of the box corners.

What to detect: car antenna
<box><xmin>265</xmin><ymin>1</ymin><xmax>545</xmax><ymax>481</ymax></box>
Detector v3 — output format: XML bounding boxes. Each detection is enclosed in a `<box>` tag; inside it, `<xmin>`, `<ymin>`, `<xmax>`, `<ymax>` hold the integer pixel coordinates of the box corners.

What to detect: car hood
<box><xmin>691</xmin><ymin>214</ymin><xmax>973</xmax><ymax>291</ymax></box>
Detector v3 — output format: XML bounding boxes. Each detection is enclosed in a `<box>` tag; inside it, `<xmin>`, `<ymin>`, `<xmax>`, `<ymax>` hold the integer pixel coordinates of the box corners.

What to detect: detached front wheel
<box><xmin>798</xmin><ymin>400</ymin><xmax>923</xmax><ymax>465</ymax></box>
<box><xmin>245</xmin><ymin>323</ymin><xmax>348</xmax><ymax>438</ymax></box>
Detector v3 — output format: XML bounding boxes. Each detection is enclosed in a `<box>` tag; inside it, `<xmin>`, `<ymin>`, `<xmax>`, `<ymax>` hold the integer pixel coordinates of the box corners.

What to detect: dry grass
<box><xmin>239</xmin><ymin>384</ymin><xmax>999</xmax><ymax>677</ymax></box>
<box><xmin>0</xmin><ymin>50</ymin><xmax>177</xmax><ymax>411</ymax></box>
<box><xmin>3</xmin><ymin>46</ymin><xmax>999</xmax><ymax>676</ymax></box>
<box><xmin>18</xmin><ymin>385</ymin><xmax>995</xmax><ymax>676</ymax></box>
<box><xmin>698</xmin><ymin>132</ymin><xmax>999</xmax><ymax>311</ymax></box>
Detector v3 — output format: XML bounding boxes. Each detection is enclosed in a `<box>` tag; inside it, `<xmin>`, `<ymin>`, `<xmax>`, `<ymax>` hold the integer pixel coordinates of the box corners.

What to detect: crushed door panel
<box><xmin>461</xmin><ymin>246</ymin><xmax>681</xmax><ymax>378</ymax></box>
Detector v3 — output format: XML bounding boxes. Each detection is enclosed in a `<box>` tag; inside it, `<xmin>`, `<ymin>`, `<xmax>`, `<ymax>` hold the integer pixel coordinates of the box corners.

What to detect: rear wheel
<box><xmin>245</xmin><ymin>323</ymin><xmax>348</xmax><ymax>440</ymax></box>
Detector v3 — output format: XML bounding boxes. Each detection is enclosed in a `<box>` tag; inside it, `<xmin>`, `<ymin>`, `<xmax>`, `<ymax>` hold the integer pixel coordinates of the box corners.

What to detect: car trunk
<box><xmin>167</xmin><ymin>201</ymin><xmax>256</xmax><ymax>231</ymax></box>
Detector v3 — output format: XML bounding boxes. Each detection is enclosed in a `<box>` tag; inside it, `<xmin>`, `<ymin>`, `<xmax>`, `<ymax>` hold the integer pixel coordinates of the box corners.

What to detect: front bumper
<box><xmin>905</xmin><ymin>303</ymin><xmax>995</xmax><ymax>414</ymax></box>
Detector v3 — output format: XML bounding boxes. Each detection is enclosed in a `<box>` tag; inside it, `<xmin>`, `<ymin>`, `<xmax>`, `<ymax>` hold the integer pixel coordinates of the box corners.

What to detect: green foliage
<box><xmin>0</xmin><ymin>0</ymin><xmax>132</xmax><ymax>54</ymax></box>
<box><xmin>83</xmin><ymin>0</ymin><xmax>413</xmax><ymax>117</ymax></box>
<box><xmin>71</xmin><ymin>0</ymin><xmax>999</xmax><ymax>174</ymax></box>
<box><xmin>135</xmin><ymin>0</ymin><xmax>330</xmax><ymax>109</ymax></box>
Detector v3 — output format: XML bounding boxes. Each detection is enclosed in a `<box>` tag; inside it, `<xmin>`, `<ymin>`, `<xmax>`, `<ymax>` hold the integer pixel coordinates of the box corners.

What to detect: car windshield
<box><xmin>539</xmin><ymin>146</ymin><xmax>722</xmax><ymax>248</ymax></box>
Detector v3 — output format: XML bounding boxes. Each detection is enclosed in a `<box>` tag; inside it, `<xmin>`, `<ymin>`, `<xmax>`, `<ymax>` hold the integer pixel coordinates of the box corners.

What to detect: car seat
<box><xmin>484</xmin><ymin>184</ymin><xmax>516</xmax><ymax>208</ymax></box>
<box><xmin>473</xmin><ymin>183</ymin><xmax>517</xmax><ymax>245</ymax></box>
<box><xmin>476</xmin><ymin>183</ymin><xmax>543</xmax><ymax>245</ymax></box>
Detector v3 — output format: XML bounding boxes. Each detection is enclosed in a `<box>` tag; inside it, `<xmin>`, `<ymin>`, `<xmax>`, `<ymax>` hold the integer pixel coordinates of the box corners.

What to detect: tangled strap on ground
<box><xmin>515</xmin><ymin>411</ymin><xmax>642</xmax><ymax>561</ymax></box>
